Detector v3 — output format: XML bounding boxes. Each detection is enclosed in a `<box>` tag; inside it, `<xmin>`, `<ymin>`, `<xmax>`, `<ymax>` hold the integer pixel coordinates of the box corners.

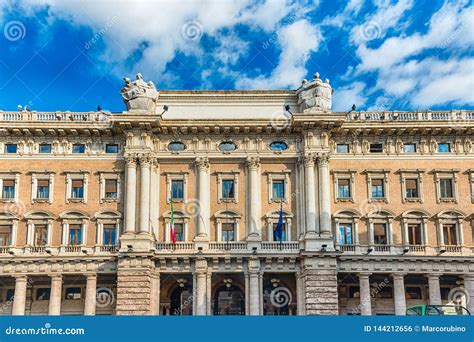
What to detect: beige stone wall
<box><xmin>330</xmin><ymin>158</ymin><xmax>474</xmax><ymax>246</ymax></box>
<box><xmin>0</xmin><ymin>158</ymin><xmax>123</xmax><ymax>247</ymax></box>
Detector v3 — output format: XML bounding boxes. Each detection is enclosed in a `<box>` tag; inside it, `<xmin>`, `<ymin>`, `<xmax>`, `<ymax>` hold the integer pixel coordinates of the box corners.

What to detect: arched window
<box><xmin>214</xmin><ymin>210</ymin><xmax>241</xmax><ymax>242</ymax></box>
<box><xmin>435</xmin><ymin>209</ymin><xmax>466</xmax><ymax>248</ymax></box>
<box><xmin>93</xmin><ymin>210</ymin><xmax>122</xmax><ymax>249</ymax></box>
<box><xmin>162</xmin><ymin>210</ymin><xmax>189</xmax><ymax>242</ymax></box>
<box><xmin>333</xmin><ymin>209</ymin><xmax>361</xmax><ymax>248</ymax></box>
<box><xmin>24</xmin><ymin>211</ymin><xmax>55</xmax><ymax>250</ymax></box>
<box><xmin>59</xmin><ymin>210</ymin><xmax>90</xmax><ymax>249</ymax></box>
<box><xmin>366</xmin><ymin>209</ymin><xmax>396</xmax><ymax>249</ymax></box>
<box><xmin>400</xmin><ymin>209</ymin><xmax>431</xmax><ymax>247</ymax></box>
<box><xmin>0</xmin><ymin>211</ymin><xmax>18</xmax><ymax>247</ymax></box>
<box><xmin>264</xmin><ymin>210</ymin><xmax>293</xmax><ymax>242</ymax></box>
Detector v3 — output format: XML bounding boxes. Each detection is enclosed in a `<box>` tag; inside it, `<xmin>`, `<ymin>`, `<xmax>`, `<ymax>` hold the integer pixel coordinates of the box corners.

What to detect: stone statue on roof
<box><xmin>120</xmin><ymin>73</ymin><xmax>159</xmax><ymax>112</ymax></box>
<box><xmin>296</xmin><ymin>72</ymin><xmax>333</xmax><ymax>112</ymax></box>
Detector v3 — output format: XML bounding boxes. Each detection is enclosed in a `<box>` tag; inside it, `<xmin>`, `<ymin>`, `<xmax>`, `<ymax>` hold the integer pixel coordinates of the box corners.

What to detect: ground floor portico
<box><xmin>0</xmin><ymin>254</ymin><xmax>472</xmax><ymax>316</ymax></box>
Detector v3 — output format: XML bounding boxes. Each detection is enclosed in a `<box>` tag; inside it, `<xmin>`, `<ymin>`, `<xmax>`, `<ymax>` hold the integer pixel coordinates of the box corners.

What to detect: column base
<box><xmin>120</xmin><ymin>233</ymin><xmax>155</xmax><ymax>252</ymax></box>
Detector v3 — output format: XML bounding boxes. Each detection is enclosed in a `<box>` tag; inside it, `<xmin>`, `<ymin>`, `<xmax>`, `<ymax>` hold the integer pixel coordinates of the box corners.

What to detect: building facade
<box><xmin>0</xmin><ymin>73</ymin><xmax>473</xmax><ymax>316</ymax></box>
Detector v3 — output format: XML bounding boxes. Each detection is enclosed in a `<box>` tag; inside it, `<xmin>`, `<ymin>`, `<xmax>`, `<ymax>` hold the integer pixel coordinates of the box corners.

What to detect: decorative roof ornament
<box><xmin>120</xmin><ymin>73</ymin><xmax>159</xmax><ymax>112</ymax></box>
<box><xmin>296</xmin><ymin>71</ymin><xmax>333</xmax><ymax>112</ymax></box>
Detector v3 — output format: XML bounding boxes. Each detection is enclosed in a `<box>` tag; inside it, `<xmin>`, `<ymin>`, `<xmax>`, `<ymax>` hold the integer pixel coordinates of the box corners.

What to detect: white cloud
<box><xmin>9</xmin><ymin>0</ymin><xmax>317</xmax><ymax>88</ymax></box>
<box><xmin>332</xmin><ymin>81</ymin><xmax>366</xmax><ymax>111</ymax></box>
<box><xmin>236</xmin><ymin>19</ymin><xmax>321</xmax><ymax>89</ymax></box>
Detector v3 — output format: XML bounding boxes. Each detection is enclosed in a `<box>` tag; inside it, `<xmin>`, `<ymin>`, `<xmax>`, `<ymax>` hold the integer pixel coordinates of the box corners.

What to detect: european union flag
<box><xmin>275</xmin><ymin>201</ymin><xmax>283</xmax><ymax>242</ymax></box>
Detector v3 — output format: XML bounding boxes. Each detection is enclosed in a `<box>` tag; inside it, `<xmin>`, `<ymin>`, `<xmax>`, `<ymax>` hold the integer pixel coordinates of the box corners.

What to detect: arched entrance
<box><xmin>262</xmin><ymin>274</ymin><xmax>297</xmax><ymax>315</ymax></box>
<box><xmin>213</xmin><ymin>284</ymin><xmax>245</xmax><ymax>315</ymax></box>
<box><xmin>160</xmin><ymin>274</ymin><xmax>193</xmax><ymax>315</ymax></box>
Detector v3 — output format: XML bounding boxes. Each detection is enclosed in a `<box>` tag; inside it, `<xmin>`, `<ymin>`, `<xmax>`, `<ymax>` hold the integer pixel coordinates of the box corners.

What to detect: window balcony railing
<box><xmin>27</xmin><ymin>246</ymin><xmax>47</xmax><ymax>254</ymax></box>
<box><xmin>97</xmin><ymin>245</ymin><xmax>119</xmax><ymax>253</ymax></box>
<box><xmin>155</xmin><ymin>242</ymin><xmax>195</xmax><ymax>251</ymax></box>
<box><xmin>64</xmin><ymin>246</ymin><xmax>82</xmax><ymax>253</ymax></box>
<box><xmin>443</xmin><ymin>245</ymin><xmax>462</xmax><ymax>253</ymax></box>
<box><xmin>208</xmin><ymin>242</ymin><xmax>247</xmax><ymax>251</ymax></box>
<box><xmin>0</xmin><ymin>110</ymin><xmax>111</xmax><ymax>123</ymax></box>
<box><xmin>0</xmin><ymin>247</ymin><xmax>11</xmax><ymax>254</ymax></box>
<box><xmin>261</xmin><ymin>242</ymin><xmax>300</xmax><ymax>251</ymax></box>
<box><xmin>405</xmin><ymin>245</ymin><xmax>426</xmax><ymax>253</ymax></box>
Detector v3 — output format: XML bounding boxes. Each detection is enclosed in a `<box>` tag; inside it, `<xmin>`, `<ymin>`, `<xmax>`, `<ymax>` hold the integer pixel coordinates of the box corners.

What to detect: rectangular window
<box><xmin>443</xmin><ymin>224</ymin><xmax>457</xmax><ymax>245</ymax></box>
<box><xmin>373</xmin><ymin>223</ymin><xmax>387</xmax><ymax>245</ymax></box>
<box><xmin>39</xmin><ymin>144</ymin><xmax>52</xmax><ymax>154</ymax></box>
<box><xmin>171</xmin><ymin>180</ymin><xmax>184</xmax><ymax>200</ymax></box>
<box><xmin>105</xmin><ymin>144</ymin><xmax>119</xmax><ymax>153</ymax></box>
<box><xmin>438</xmin><ymin>143</ymin><xmax>451</xmax><ymax>153</ymax></box>
<box><xmin>0</xmin><ymin>225</ymin><xmax>11</xmax><ymax>246</ymax></box>
<box><xmin>405</xmin><ymin>179</ymin><xmax>419</xmax><ymax>198</ymax></box>
<box><xmin>338</xmin><ymin>223</ymin><xmax>353</xmax><ymax>245</ymax></box>
<box><xmin>68</xmin><ymin>224</ymin><xmax>82</xmax><ymax>245</ymax></box>
<box><xmin>6</xmin><ymin>289</ymin><xmax>14</xmax><ymax>302</ymax></box>
<box><xmin>222</xmin><ymin>223</ymin><xmax>235</xmax><ymax>241</ymax></box>
<box><xmin>337</xmin><ymin>144</ymin><xmax>349</xmax><ymax>153</ymax></box>
<box><xmin>407</xmin><ymin>224</ymin><xmax>422</xmax><ymax>245</ymax></box>
<box><xmin>337</xmin><ymin>179</ymin><xmax>351</xmax><ymax>198</ymax></box>
<box><xmin>34</xmin><ymin>225</ymin><xmax>48</xmax><ymax>246</ymax></box>
<box><xmin>403</xmin><ymin>143</ymin><xmax>417</xmax><ymax>153</ymax></box>
<box><xmin>406</xmin><ymin>287</ymin><xmax>422</xmax><ymax>299</ymax></box>
<box><xmin>5</xmin><ymin>144</ymin><xmax>17</xmax><ymax>154</ymax></box>
<box><xmin>174</xmin><ymin>223</ymin><xmax>184</xmax><ymax>242</ymax></box>
<box><xmin>272</xmin><ymin>180</ymin><xmax>285</xmax><ymax>201</ymax></box>
<box><xmin>440</xmin><ymin>179</ymin><xmax>453</xmax><ymax>198</ymax></box>
<box><xmin>369</xmin><ymin>143</ymin><xmax>383</xmax><ymax>153</ymax></box>
<box><xmin>72</xmin><ymin>144</ymin><xmax>85</xmax><ymax>153</ymax></box>
<box><xmin>371</xmin><ymin>179</ymin><xmax>384</xmax><ymax>198</ymax></box>
<box><xmin>2</xmin><ymin>180</ymin><xmax>15</xmax><ymax>199</ymax></box>
<box><xmin>222</xmin><ymin>179</ymin><xmax>235</xmax><ymax>199</ymax></box>
<box><xmin>378</xmin><ymin>287</ymin><xmax>393</xmax><ymax>299</ymax></box>
<box><xmin>105</xmin><ymin>179</ymin><xmax>118</xmax><ymax>199</ymax></box>
<box><xmin>65</xmin><ymin>287</ymin><xmax>82</xmax><ymax>300</ymax></box>
<box><xmin>71</xmin><ymin>179</ymin><xmax>84</xmax><ymax>199</ymax></box>
<box><xmin>103</xmin><ymin>224</ymin><xmax>116</xmax><ymax>245</ymax></box>
<box><xmin>272</xmin><ymin>223</ymin><xmax>286</xmax><ymax>242</ymax></box>
<box><xmin>36</xmin><ymin>288</ymin><xmax>51</xmax><ymax>300</ymax></box>
<box><xmin>37</xmin><ymin>179</ymin><xmax>50</xmax><ymax>199</ymax></box>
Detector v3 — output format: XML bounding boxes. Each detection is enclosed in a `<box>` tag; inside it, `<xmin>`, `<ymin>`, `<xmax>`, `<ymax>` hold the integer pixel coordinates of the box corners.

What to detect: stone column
<box><xmin>12</xmin><ymin>275</ymin><xmax>28</xmax><ymax>315</ymax></box>
<box><xmin>462</xmin><ymin>274</ymin><xmax>474</xmax><ymax>314</ymax></box>
<box><xmin>248</xmin><ymin>258</ymin><xmax>261</xmax><ymax>315</ymax></box>
<box><xmin>48</xmin><ymin>274</ymin><xmax>62</xmax><ymax>316</ymax></box>
<box><xmin>427</xmin><ymin>273</ymin><xmax>442</xmax><ymax>305</ymax></box>
<box><xmin>139</xmin><ymin>154</ymin><xmax>152</xmax><ymax>234</ymax></box>
<box><xmin>303</xmin><ymin>154</ymin><xmax>317</xmax><ymax>236</ymax></box>
<box><xmin>392</xmin><ymin>273</ymin><xmax>406</xmax><ymax>315</ymax></box>
<box><xmin>246</xmin><ymin>157</ymin><xmax>261</xmax><ymax>240</ymax></box>
<box><xmin>318</xmin><ymin>153</ymin><xmax>331</xmax><ymax>235</ymax></box>
<box><xmin>84</xmin><ymin>274</ymin><xmax>97</xmax><ymax>316</ymax></box>
<box><xmin>124</xmin><ymin>154</ymin><xmax>137</xmax><ymax>234</ymax></box>
<box><xmin>195</xmin><ymin>158</ymin><xmax>210</xmax><ymax>241</ymax></box>
<box><xmin>359</xmin><ymin>273</ymin><xmax>372</xmax><ymax>315</ymax></box>
<box><xmin>195</xmin><ymin>258</ymin><xmax>207</xmax><ymax>315</ymax></box>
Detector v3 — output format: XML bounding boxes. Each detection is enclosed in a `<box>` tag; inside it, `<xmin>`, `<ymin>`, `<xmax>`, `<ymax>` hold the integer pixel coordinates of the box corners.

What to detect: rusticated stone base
<box><xmin>115</xmin><ymin>256</ymin><xmax>156</xmax><ymax>315</ymax></box>
<box><xmin>302</xmin><ymin>256</ymin><xmax>339</xmax><ymax>315</ymax></box>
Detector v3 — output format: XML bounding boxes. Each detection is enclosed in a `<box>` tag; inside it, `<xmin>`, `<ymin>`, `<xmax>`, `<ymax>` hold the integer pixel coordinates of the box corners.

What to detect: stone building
<box><xmin>0</xmin><ymin>73</ymin><xmax>472</xmax><ymax>316</ymax></box>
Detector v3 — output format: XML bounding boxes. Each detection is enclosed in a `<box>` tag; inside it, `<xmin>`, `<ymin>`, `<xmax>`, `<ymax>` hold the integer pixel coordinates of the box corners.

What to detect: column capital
<box><xmin>358</xmin><ymin>272</ymin><xmax>372</xmax><ymax>279</ymax></box>
<box><xmin>48</xmin><ymin>274</ymin><xmax>63</xmax><ymax>283</ymax></box>
<box><xmin>391</xmin><ymin>273</ymin><xmax>407</xmax><ymax>279</ymax></box>
<box><xmin>246</xmin><ymin>156</ymin><xmax>260</xmax><ymax>170</ymax></box>
<box><xmin>317</xmin><ymin>152</ymin><xmax>331</xmax><ymax>166</ymax></box>
<box><xmin>138</xmin><ymin>153</ymin><xmax>153</xmax><ymax>167</ymax></box>
<box><xmin>426</xmin><ymin>273</ymin><xmax>442</xmax><ymax>279</ymax></box>
<box><xmin>13</xmin><ymin>274</ymin><xmax>28</xmax><ymax>281</ymax></box>
<box><xmin>124</xmin><ymin>153</ymin><xmax>138</xmax><ymax>166</ymax></box>
<box><xmin>195</xmin><ymin>157</ymin><xmax>210</xmax><ymax>170</ymax></box>
<box><xmin>303</xmin><ymin>153</ymin><xmax>315</xmax><ymax>167</ymax></box>
<box><xmin>85</xmin><ymin>273</ymin><xmax>97</xmax><ymax>280</ymax></box>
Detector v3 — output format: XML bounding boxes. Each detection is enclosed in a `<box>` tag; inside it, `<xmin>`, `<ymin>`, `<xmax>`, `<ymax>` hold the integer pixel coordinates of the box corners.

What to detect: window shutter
<box><xmin>372</xmin><ymin>179</ymin><xmax>383</xmax><ymax>186</ymax></box>
<box><xmin>37</xmin><ymin>179</ymin><xmax>49</xmax><ymax>187</ymax></box>
<box><xmin>374</xmin><ymin>223</ymin><xmax>385</xmax><ymax>236</ymax></box>
<box><xmin>103</xmin><ymin>224</ymin><xmax>115</xmax><ymax>230</ymax></box>
<box><xmin>105</xmin><ymin>179</ymin><xmax>117</xmax><ymax>192</ymax></box>
<box><xmin>2</xmin><ymin>180</ymin><xmax>14</xmax><ymax>187</ymax></box>
<box><xmin>405</xmin><ymin>179</ymin><xmax>417</xmax><ymax>189</ymax></box>
<box><xmin>0</xmin><ymin>225</ymin><xmax>11</xmax><ymax>233</ymax></box>
<box><xmin>338</xmin><ymin>179</ymin><xmax>350</xmax><ymax>186</ymax></box>
<box><xmin>72</xmin><ymin>179</ymin><xmax>83</xmax><ymax>187</ymax></box>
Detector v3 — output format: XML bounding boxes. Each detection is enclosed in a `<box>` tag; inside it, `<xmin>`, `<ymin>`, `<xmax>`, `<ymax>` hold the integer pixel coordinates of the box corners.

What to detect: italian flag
<box><xmin>170</xmin><ymin>200</ymin><xmax>176</xmax><ymax>244</ymax></box>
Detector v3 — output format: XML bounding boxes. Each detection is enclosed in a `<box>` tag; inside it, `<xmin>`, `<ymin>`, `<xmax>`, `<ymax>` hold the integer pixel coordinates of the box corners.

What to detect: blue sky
<box><xmin>0</xmin><ymin>0</ymin><xmax>472</xmax><ymax>112</ymax></box>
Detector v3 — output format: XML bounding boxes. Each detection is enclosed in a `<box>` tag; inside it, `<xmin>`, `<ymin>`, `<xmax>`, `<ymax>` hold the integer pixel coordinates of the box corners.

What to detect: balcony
<box><xmin>0</xmin><ymin>110</ymin><xmax>111</xmax><ymax>123</ymax></box>
<box><xmin>154</xmin><ymin>241</ymin><xmax>301</xmax><ymax>254</ymax></box>
<box><xmin>260</xmin><ymin>242</ymin><xmax>300</xmax><ymax>251</ymax></box>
